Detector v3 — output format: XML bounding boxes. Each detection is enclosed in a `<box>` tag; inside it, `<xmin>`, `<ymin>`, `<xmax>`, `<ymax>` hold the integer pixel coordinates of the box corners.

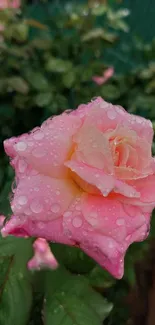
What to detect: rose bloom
<box><xmin>2</xmin><ymin>97</ymin><xmax>155</xmax><ymax>278</ymax></box>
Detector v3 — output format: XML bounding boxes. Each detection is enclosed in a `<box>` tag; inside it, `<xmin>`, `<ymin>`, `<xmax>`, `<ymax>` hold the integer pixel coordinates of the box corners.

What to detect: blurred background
<box><xmin>0</xmin><ymin>1</ymin><xmax>155</xmax><ymax>324</ymax></box>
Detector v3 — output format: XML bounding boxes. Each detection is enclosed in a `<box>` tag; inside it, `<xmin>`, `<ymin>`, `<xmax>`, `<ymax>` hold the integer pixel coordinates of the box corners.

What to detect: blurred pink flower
<box><xmin>2</xmin><ymin>97</ymin><xmax>155</xmax><ymax>278</ymax></box>
<box><xmin>0</xmin><ymin>215</ymin><xmax>5</xmax><ymax>229</ymax></box>
<box><xmin>0</xmin><ymin>0</ymin><xmax>20</xmax><ymax>9</ymax></box>
<box><xmin>28</xmin><ymin>238</ymin><xmax>58</xmax><ymax>270</ymax></box>
<box><xmin>92</xmin><ymin>67</ymin><xmax>114</xmax><ymax>85</ymax></box>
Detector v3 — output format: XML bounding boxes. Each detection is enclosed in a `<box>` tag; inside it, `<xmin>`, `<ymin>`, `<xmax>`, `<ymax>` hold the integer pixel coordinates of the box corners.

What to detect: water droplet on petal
<box><xmin>107</xmin><ymin>109</ymin><xmax>117</xmax><ymax>120</ymax></box>
<box><xmin>90</xmin><ymin>211</ymin><xmax>98</xmax><ymax>218</ymax></box>
<box><xmin>33</xmin><ymin>187</ymin><xmax>39</xmax><ymax>192</ymax></box>
<box><xmin>30</xmin><ymin>200</ymin><xmax>43</xmax><ymax>213</ymax></box>
<box><xmin>63</xmin><ymin>211</ymin><xmax>72</xmax><ymax>218</ymax></box>
<box><xmin>32</xmin><ymin>148</ymin><xmax>46</xmax><ymax>158</ymax></box>
<box><xmin>56</xmin><ymin>190</ymin><xmax>60</xmax><ymax>196</ymax></box>
<box><xmin>116</xmin><ymin>219</ymin><xmax>125</xmax><ymax>226</ymax></box>
<box><xmin>75</xmin><ymin>205</ymin><xmax>81</xmax><ymax>211</ymax></box>
<box><xmin>18</xmin><ymin>159</ymin><xmax>27</xmax><ymax>173</ymax></box>
<box><xmin>18</xmin><ymin>195</ymin><xmax>28</xmax><ymax>205</ymax></box>
<box><xmin>72</xmin><ymin>216</ymin><xmax>83</xmax><ymax>228</ymax></box>
<box><xmin>16</xmin><ymin>141</ymin><xmax>27</xmax><ymax>152</ymax></box>
<box><xmin>38</xmin><ymin>222</ymin><xmax>45</xmax><ymax>229</ymax></box>
<box><xmin>33</xmin><ymin>131</ymin><xmax>44</xmax><ymax>140</ymax></box>
<box><xmin>25</xmin><ymin>208</ymin><xmax>31</xmax><ymax>215</ymax></box>
<box><xmin>51</xmin><ymin>204</ymin><xmax>60</xmax><ymax>213</ymax></box>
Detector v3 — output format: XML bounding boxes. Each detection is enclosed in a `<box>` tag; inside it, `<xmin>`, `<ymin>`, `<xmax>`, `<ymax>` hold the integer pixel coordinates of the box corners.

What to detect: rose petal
<box><xmin>1</xmin><ymin>215</ymin><xmax>74</xmax><ymax>245</ymax></box>
<box><xmin>74</xmin><ymin>98</ymin><xmax>153</xmax><ymax>143</ymax></box>
<box><xmin>73</xmin><ymin>122</ymin><xmax>114</xmax><ymax>173</ymax></box>
<box><xmin>66</xmin><ymin>160</ymin><xmax>140</xmax><ymax>198</ymax></box>
<box><xmin>65</xmin><ymin>160</ymin><xmax>114</xmax><ymax>197</ymax></box>
<box><xmin>62</xmin><ymin>194</ymin><xmax>150</xmax><ymax>278</ymax></box>
<box><xmin>11</xmin><ymin>174</ymin><xmax>79</xmax><ymax>221</ymax></box>
<box><xmin>4</xmin><ymin>113</ymin><xmax>81</xmax><ymax>178</ymax></box>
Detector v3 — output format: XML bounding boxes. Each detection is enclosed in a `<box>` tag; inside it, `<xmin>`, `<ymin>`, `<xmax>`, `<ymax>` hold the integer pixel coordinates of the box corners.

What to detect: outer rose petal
<box><xmin>4</xmin><ymin>113</ymin><xmax>82</xmax><ymax>178</ymax></box>
<box><xmin>28</xmin><ymin>238</ymin><xmax>58</xmax><ymax>270</ymax></box>
<box><xmin>11</xmin><ymin>174</ymin><xmax>79</xmax><ymax>221</ymax></box>
<box><xmin>73</xmin><ymin>97</ymin><xmax>153</xmax><ymax>143</ymax></box>
<box><xmin>63</xmin><ymin>195</ymin><xmax>150</xmax><ymax>278</ymax></box>
<box><xmin>119</xmin><ymin>174</ymin><xmax>155</xmax><ymax>209</ymax></box>
<box><xmin>1</xmin><ymin>215</ymin><xmax>74</xmax><ymax>245</ymax></box>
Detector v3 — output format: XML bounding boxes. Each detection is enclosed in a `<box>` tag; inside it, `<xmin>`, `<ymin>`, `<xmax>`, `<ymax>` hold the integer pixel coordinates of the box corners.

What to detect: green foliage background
<box><xmin>0</xmin><ymin>1</ymin><xmax>155</xmax><ymax>324</ymax></box>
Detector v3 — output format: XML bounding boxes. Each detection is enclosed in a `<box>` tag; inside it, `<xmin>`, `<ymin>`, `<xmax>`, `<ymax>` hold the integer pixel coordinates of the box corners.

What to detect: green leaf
<box><xmin>12</xmin><ymin>23</ymin><xmax>29</xmax><ymax>42</ymax></box>
<box><xmin>91</xmin><ymin>4</ymin><xmax>107</xmax><ymax>16</ymax></box>
<box><xmin>24</xmin><ymin>71</ymin><xmax>49</xmax><ymax>91</ymax></box>
<box><xmin>34</xmin><ymin>92</ymin><xmax>53</xmax><ymax>107</ymax></box>
<box><xmin>88</xmin><ymin>266</ymin><xmax>116</xmax><ymax>289</ymax></box>
<box><xmin>62</xmin><ymin>70</ymin><xmax>76</xmax><ymax>88</ymax></box>
<box><xmin>0</xmin><ymin>237</ymin><xmax>33</xmax><ymax>325</ymax></box>
<box><xmin>31</xmin><ymin>38</ymin><xmax>52</xmax><ymax>50</ymax></box>
<box><xmin>45</xmin><ymin>58</ymin><xmax>73</xmax><ymax>73</ymax></box>
<box><xmin>82</xmin><ymin>28</ymin><xmax>117</xmax><ymax>43</ymax></box>
<box><xmin>51</xmin><ymin>244</ymin><xmax>95</xmax><ymax>274</ymax></box>
<box><xmin>7</xmin><ymin>77</ymin><xmax>29</xmax><ymax>94</ymax></box>
<box><xmin>44</xmin><ymin>268</ymin><xmax>113</xmax><ymax>325</ymax></box>
<box><xmin>100</xmin><ymin>84</ymin><xmax>121</xmax><ymax>100</ymax></box>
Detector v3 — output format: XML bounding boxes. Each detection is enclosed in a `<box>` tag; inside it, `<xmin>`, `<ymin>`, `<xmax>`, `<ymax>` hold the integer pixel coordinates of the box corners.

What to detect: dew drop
<box><xmin>56</xmin><ymin>190</ymin><xmax>60</xmax><ymax>196</ymax></box>
<box><xmin>16</xmin><ymin>141</ymin><xmax>27</xmax><ymax>152</ymax></box>
<box><xmin>18</xmin><ymin>195</ymin><xmax>28</xmax><ymax>206</ymax></box>
<box><xmin>28</xmin><ymin>141</ymin><xmax>34</xmax><ymax>147</ymax></box>
<box><xmin>72</xmin><ymin>216</ymin><xmax>83</xmax><ymax>228</ymax></box>
<box><xmin>33</xmin><ymin>131</ymin><xmax>44</xmax><ymax>140</ymax></box>
<box><xmin>18</xmin><ymin>159</ymin><xmax>27</xmax><ymax>173</ymax></box>
<box><xmin>63</xmin><ymin>211</ymin><xmax>72</xmax><ymax>218</ymax></box>
<box><xmin>107</xmin><ymin>109</ymin><xmax>117</xmax><ymax>120</ymax></box>
<box><xmin>51</xmin><ymin>204</ymin><xmax>60</xmax><ymax>213</ymax></box>
<box><xmin>30</xmin><ymin>200</ymin><xmax>43</xmax><ymax>213</ymax></box>
<box><xmin>90</xmin><ymin>211</ymin><xmax>98</xmax><ymax>218</ymax></box>
<box><xmin>75</xmin><ymin>205</ymin><xmax>81</xmax><ymax>211</ymax></box>
<box><xmin>34</xmin><ymin>187</ymin><xmax>39</xmax><ymax>192</ymax></box>
<box><xmin>25</xmin><ymin>208</ymin><xmax>31</xmax><ymax>215</ymax></box>
<box><xmin>32</xmin><ymin>148</ymin><xmax>46</xmax><ymax>158</ymax></box>
<box><xmin>116</xmin><ymin>219</ymin><xmax>125</xmax><ymax>226</ymax></box>
<box><xmin>38</xmin><ymin>222</ymin><xmax>45</xmax><ymax>229</ymax></box>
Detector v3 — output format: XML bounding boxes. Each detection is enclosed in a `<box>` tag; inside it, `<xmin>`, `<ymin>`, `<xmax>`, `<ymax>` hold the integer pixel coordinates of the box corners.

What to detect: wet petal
<box><xmin>4</xmin><ymin>114</ymin><xmax>81</xmax><ymax>178</ymax></box>
<box><xmin>66</xmin><ymin>160</ymin><xmax>140</xmax><ymax>198</ymax></box>
<box><xmin>11</xmin><ymin>174</ymin><xmax>79</xmax><ymax>221</ymax></box>
<box><xmin>28</xmin><ymin>238</ymin><xmax>58</xmax><ymax>270</ymax></box>
<box><xmin>75</xmin><ymin>97</ymin><xmax>153</xmax><ymax>143</ymax></box>
<box><xmin>62</xmin><ymin>194</ymin><xmax>150</xmax><ymax>279</ymax></box>
<box><xmin>65</xmin><ymin>160</ymin><xmax>114</xmax><ymax>197</ymax></box>
<box><xmin>1</xmin><ymin>215</ymin><xmax>74</xmax><ymax>245</ymax></box>
<box><xmin>73</xmin><ymin>122</ymin><xmax>114</xmax><ymax>173</ymax></box>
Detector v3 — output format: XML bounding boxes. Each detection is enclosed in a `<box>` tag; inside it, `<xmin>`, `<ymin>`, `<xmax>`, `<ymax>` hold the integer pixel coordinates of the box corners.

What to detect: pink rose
<box><xmin>2</xmin><ymin>97</ymin><xmax>155</xmax><ymax>278</ymax></box>
<box><xmin>92</xmin><ymin>67</ymin><xmax>114</xmax><ymax>85</ymax></box>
